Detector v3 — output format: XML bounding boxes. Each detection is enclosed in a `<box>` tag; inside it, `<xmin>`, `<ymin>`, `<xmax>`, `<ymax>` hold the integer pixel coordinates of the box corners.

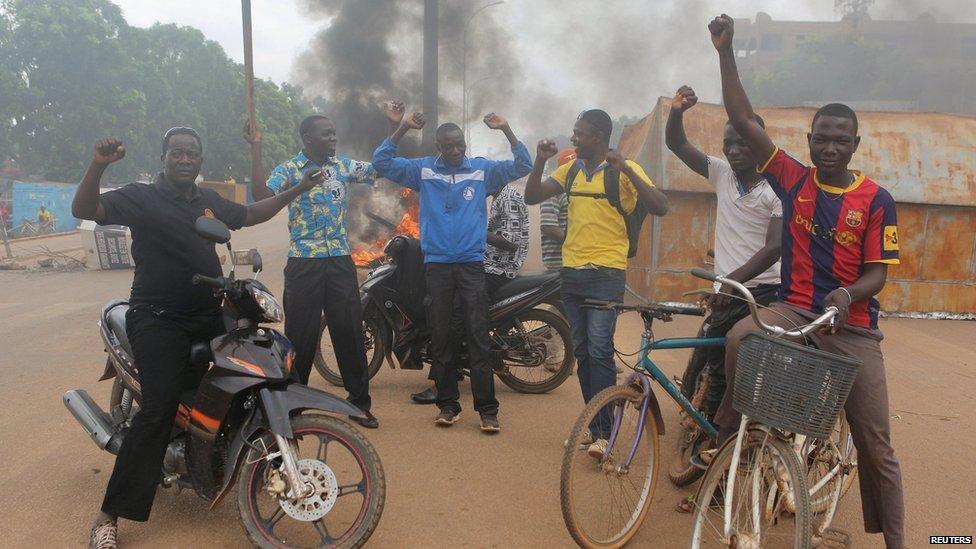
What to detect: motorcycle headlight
<box><xmin>251</xmin><ymin>286</ymin><xmax>284</xmax><ymax>323</ymax></box>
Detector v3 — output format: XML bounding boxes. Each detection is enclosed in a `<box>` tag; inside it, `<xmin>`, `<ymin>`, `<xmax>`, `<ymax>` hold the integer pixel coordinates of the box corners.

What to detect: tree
<box><xmin>0</xmin><ymin>0</ymin><xmax>314</xmax><ymax>183</ymax></box>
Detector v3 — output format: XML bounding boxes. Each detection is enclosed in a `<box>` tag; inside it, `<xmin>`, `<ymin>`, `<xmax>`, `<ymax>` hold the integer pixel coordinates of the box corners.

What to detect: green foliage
<box><xmin>0</xmin><ymin>0</ymin><xmax>313</xmax><ymax>183</ymax></box>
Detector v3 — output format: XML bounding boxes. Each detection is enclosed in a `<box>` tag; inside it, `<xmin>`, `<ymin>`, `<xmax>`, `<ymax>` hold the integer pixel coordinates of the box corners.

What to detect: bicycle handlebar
<box><xmin>690</xmin><ymin>269</ymin><xmax>837</xmax><ymax>337</ymax></box>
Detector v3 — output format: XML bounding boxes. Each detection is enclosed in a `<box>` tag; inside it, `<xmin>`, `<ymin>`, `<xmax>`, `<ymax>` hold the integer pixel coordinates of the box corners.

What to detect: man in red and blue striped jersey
<box><xmin>710</xmin><ymin>14</ymin><xmax>904</xmax><ymax>549</ymax></box>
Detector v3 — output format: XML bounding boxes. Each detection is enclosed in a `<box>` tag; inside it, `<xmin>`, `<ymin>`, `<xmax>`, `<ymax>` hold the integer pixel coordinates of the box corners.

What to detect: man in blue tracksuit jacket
<box><xmin>373</xmin><ymin>106</ymin><xmax>532</xmax><ymax>433</ymax></box>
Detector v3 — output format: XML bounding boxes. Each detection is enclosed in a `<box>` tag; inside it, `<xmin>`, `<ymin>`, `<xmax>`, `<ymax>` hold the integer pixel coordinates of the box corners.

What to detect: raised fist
<box><xmin>709</xmin><ymin>14</ymin><xmax>734</xmax><ymax>52</ymax></box>
<box><xmin>93</xmin><ymin>138</ymin><xmax>126</xmax><ymax>166</ymax></box>
<box><xmin>536</xmin><ymin>139</ymin><xmax>558</xmax><ymax>160</ymax></box>
<box><xmin>605</xmin><ymin>149</ymin><xmax>627</xmax><ymax>170</ymax></box>
<box><xmin>382</xmin><ymin>100</ymin><xmax>405</xmax><ymax>124</ymax></box>
<box><xmin>483</xmin><ymin>112</ymin><xmax>509</xmax><ymax>131</ymax></box>
<box><xmin>402</xmin><ymin>112</ymin><xmax>426</xmax><ymax>131</ymax></box>
<box><xmin>671</xmin><ymin>85</ymin><xmax>699</xmax><ymax>112</ymax></box>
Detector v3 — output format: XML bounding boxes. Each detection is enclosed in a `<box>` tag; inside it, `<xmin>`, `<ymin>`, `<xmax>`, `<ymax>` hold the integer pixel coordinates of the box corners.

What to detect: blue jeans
<box><xmin>561</xmin><ymin>267</ymin><xmax>626</xmax><ymax>439</ymax></box>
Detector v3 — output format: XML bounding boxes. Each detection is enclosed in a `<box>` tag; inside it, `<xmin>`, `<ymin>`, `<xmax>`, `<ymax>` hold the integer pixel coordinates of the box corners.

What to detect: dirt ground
<box><xmin>0</xmin><ymin>212</ymin><xmax>972</xmax><ymax>548</ymax></box>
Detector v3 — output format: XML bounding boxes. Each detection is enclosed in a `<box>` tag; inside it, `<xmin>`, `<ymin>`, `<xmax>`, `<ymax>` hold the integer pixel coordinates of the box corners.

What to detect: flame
<box><xmin>352</xmin><ymin>195</ymin><xmax>420</xmax><ymax>267</ymax></box>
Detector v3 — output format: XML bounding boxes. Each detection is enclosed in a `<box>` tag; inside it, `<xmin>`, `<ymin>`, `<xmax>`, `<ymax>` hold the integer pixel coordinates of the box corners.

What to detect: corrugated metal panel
<box><xmin>622</xmin><ymin>97</ymin><xmax>976</xmax><ymax>207</ymax></box>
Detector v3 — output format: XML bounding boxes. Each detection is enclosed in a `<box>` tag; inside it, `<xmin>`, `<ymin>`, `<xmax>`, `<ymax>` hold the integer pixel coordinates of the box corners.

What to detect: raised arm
<box><xmin>72</xmin><ymin>138</ymin><xmax>126</xmax><ymax>222</ymax></box>
<box><xmin>243</xmin><ymin>169</ymin><xmax>324</xmax><ymax>226</ymax></box>
<box><xmin>606</xmin><ymin>151</ymin><xmax>669</xmax><ymax>216</ymax></box>
<box><xmin>372</xmin><ymin>111</ymin><xmax>425</xmax><ymax>189</ymax></box>
<box><xmin>710</xmin><ymin>15</ymin><xmax>776</xmax><ymax>165</ymax></box>
<box><xmin>483</xmin><ymin>113</ymin><xmax>533</xmax><ymax>191</ymax></box>
<box><xmin>524</xmin><ymin>139</ymin><xmax>562</xmax><ymax>205</ymax></box>
<box><xmin>665</xmin><ymin>86</ymin><xmax>709</xmax><ymax>177</ymax></box>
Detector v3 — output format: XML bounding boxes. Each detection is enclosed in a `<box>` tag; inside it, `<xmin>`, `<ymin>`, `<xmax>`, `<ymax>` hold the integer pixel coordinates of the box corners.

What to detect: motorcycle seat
<box><xmin>494</xmin><ymin>271</ymin><xmax>559</xmax><ymax>302</ymax></box>
<box><xmin>105</xmin><ymin>303</ymin><xmax>133</xmax><ymax>357</ymax></box>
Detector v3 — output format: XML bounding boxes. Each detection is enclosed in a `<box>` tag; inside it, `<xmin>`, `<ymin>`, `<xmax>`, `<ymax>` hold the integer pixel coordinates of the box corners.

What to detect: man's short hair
<box><xmin>299</xmin><ymin>114</ymin><xmax>331</xmax><ymax>137</ymax></box>
<box><xmin>162</xmin><ymin>127</ymin><xmax>202</xmax><ymax>155</ymax></box>
<box><xmin>812</xmin><ymin>103</ymin><xmax>858</xmax><ymax>134</ymax></box>
<box><xmin>725</xmin><ymin>114</ymin><xmax>766</xmax><ymax>129</ymax></box>
<box><xmin>435</xmin><ymin>122</ymin><xmax>463</xmax><ymax>140</ymax></box>
<box><xmin>577</xmin><ymin>109</ymin><xmax>613</xmax><ymax>143</ymax></box>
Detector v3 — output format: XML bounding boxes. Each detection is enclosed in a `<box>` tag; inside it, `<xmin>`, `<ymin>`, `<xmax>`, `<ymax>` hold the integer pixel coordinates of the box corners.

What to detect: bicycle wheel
<box><xmin>669</xmin><ymin>367</ymin><xmax>709</xmax><ymax>486</ymax></box>
<box><xmin>691</xmin><ymin>428</ymin><xmax>812</xmax><ymax>549</ymax></box>
<box><xmin>560</xmin><ymin>384</ymin><xmax>660</xmax><ymax>548</ymax></box>
<box><xmin>805</xmin><ymin>413</ymin><xmax>857</xmax><ymax>538</ymax></box>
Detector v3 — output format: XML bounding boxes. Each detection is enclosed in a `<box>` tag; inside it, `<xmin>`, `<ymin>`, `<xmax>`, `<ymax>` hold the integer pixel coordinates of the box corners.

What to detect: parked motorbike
<box><xmin>63</xmin><ymin>217</ymin><xmax>385</xmax><ymax>549</ymax></box>
<box><xmin>314</xmin><ymin>235</ymin><xmax>575</xmax><ymax>394</ymax></box>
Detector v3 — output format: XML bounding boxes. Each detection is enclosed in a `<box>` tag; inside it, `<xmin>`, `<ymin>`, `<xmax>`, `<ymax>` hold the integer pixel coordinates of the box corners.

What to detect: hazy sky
<box><xmin>111</xmin><ymin>0</ymin><xmax>974</xmax><ymax>155</ymax></box>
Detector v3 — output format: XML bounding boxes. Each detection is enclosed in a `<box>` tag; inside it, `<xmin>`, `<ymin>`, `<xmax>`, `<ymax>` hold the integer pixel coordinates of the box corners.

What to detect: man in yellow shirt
<box><xmin>525</xmin><ymin>109</ymin><xmax>668</xmax><ymax>456</ymax></box>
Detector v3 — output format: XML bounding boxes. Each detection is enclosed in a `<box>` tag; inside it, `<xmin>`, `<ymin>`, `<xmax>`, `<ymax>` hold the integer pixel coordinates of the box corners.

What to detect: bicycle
<box><xmin>559</xmin><ymin>297</ymin><xmax>725</xmax><ymax>548</ymax></box>
<box><xmin>687</xmin><ymin>269</ymin><xmax>860</xmax><ymax>549</ymax></box>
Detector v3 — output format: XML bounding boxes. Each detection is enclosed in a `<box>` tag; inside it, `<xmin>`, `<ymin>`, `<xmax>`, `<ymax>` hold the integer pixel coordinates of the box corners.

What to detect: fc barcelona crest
<box><xmin>845</xmin><ymin>209</ymin><xmax>864</xmax><ymax>228</ymax></box>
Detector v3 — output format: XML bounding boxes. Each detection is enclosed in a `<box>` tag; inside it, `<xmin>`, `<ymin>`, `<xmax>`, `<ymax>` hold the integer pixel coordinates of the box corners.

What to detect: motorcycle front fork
<box><xmin>272</xmin><ymin>433</ymin><xmax>312</xmax><ymax>499</ymax></box>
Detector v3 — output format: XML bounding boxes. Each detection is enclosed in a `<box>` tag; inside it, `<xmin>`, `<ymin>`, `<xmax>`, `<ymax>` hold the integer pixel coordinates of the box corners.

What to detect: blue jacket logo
<box><xmin>462</xmin><ymin>186</ymin><xmax>475</xmax><ymax>201</ymax></box>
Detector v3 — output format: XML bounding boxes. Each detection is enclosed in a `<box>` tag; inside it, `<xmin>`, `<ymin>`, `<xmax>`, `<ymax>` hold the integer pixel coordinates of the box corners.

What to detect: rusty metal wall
<box><xmin>619</xmin><ymin>97</ymin><xmax>976</xmax><ymax>314</ymax></box>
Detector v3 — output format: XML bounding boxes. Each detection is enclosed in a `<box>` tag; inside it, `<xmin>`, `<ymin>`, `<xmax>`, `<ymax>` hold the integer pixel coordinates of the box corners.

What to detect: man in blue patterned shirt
<box><xmin>254</xmin><ymin>111</ymin><xmax>400</xmax><ymax>429</ymax></box>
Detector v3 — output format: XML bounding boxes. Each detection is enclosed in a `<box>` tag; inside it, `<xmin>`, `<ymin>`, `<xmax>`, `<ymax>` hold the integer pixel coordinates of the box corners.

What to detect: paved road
<box><xmin>0</xmin><ymin>212</ymin><xmax>971</xmax><ymax>547</ymax></box>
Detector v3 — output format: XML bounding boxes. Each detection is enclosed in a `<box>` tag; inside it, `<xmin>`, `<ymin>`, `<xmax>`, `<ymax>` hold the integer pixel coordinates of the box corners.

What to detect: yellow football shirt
<box><xmin>550</xmin><ymin>159</ymin><xmax>652</xmax><ymax>270</ymax></box>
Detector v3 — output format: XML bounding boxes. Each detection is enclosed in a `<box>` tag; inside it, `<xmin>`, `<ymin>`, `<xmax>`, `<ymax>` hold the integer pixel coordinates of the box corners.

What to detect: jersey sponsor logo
<box><xmin>884</xmin><ymin>225</ymin><xmax>899</xmax><ymax>251</ymax></box>
<box><xmin>462</xmin><ymin>186</ymin><xmax>475</xmax><ymax>201</ymax></box>
<box><xmin>794</xmin><ymin>213</ymin><xmax>859</xmax><ymax>247</ymax></box>
<box><xmin>844</xmin><ymin>209</ymin><xmax>864</xmax><ymax>228</ymax></box>
<box><xmin>797</xmin><ymin>195</ymin><xmax>814</xmax><ymax>203</ymax></box>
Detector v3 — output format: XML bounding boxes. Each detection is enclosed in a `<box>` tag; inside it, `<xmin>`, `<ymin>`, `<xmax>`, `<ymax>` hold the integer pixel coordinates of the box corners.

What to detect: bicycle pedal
<box><xmin>819</xmin><ymin>528</ymin><xmax>852</xmax><ymax>548</ymax></box>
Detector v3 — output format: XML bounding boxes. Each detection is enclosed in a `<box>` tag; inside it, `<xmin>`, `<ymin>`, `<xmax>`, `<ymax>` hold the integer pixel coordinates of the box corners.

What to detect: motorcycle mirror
<box><xmin>251</xmin><ymin>251</ymin><xmax>263</xmax><ymax>273</ymax></box>
<box><xmin>194</xmin><ymin>216</ymin><xmax>231</xmax><ymax>244</ymax></box>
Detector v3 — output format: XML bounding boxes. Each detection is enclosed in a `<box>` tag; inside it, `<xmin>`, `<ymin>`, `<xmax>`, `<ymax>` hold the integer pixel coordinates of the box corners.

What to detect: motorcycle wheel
<box><xmin>237</xmin><ymin>414</ymin><xmax>386</xmax><ymax>549</ymax></box>
<box><xmin>314</xmin><ymin>311</ymin><xmax>386</xmax><ymax>387</ymax></box>
<box><xmin>496</xmin><ymin>308</ymin><xmax>574</xmax><ymax>394</ymax></box>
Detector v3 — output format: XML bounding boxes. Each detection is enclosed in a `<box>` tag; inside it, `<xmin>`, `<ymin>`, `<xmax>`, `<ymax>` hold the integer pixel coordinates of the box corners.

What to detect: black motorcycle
<box><xmin>315</xmin><ymin>235</ymin><xmax>575</xmax><ymax>394</ymax></box>
<box><xmin>63</xmin><ymin>217</ymin><xmax>385</xmax><ymax>549</ymax></box>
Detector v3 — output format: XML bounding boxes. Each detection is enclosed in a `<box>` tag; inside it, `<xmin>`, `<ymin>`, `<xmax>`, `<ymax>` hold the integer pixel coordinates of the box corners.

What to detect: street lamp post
<box><xmin>462</xmin><ymin>1</ymin><xmax>504</xmax><ymax>145</ymax></box>
<box><xmin>463</xmin><ymin>75</ymin><xmax>496</xmax><ymax>149</ymax></box>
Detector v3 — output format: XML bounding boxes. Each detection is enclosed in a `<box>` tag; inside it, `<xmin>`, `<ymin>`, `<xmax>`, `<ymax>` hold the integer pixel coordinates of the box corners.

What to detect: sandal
<box><xmin>675</xmin><ymin>495</ymin><xmax>696</xmax><ymax>514</ymax></box>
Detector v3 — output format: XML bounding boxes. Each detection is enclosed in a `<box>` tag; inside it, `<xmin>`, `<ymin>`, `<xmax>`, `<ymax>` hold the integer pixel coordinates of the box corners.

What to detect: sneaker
<box><xmin>434</xmin><ymin>409</ymin><xmax>460</xmax><ymax>426</ymax></box>
<box><xmin>587</xmin><ymin>438</ymin><xmax>609</xmax><ymax>459</ymax></box>
<box><xmin>89</xmin><ymin>519</ymin><xmax>118</xmax><ymax>549</ymax></box>
<box><xmin>563</xmin><ymin>430</ymin><xmax>596</xmax><ymax>448</ymax></box>
<box><xmin>479</xmin><ymin>414</ymin><xmax>500</xmax><ymax>433</ymax></box>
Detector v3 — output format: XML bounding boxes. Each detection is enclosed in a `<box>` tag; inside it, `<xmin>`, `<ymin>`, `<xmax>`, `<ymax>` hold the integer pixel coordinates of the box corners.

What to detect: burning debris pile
<box><xmin>350</xmin><ymin>188</ymin><xmax>420</xmax><ymax>268</ymax></box>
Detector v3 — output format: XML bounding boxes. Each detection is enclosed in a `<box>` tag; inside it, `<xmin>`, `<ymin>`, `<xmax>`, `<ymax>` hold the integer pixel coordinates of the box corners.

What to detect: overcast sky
<box><xmin>111</xmin><ymin>0</ymin><xmax>973</xmax><ymax>155</ymax></box>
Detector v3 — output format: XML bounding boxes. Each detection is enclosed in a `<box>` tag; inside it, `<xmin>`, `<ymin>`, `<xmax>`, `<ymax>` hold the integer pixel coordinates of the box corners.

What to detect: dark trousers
<box><xmin>426</xmin><ymin>262</ymin><xmax>498</xmax><ymax>416</ymax></box>
<box><xmin>701</xmin><ymin>283</ymin><xmax>779</xmax><ymax>420</ymax></box>
<box><xmin>283</xmin><ymin>256</ymin><xmax>371</xmax><ymax>411</ymax></box>
<box><xmin>716</xmin><ymin>303</ymin><xmax>905</xmax><ymax>548</ymax></box>
<box><xmin>101</xmin><ymin>307</ymin><xmax>223</xmax><ymax>521</ymax></box>
<box><xmin>560</xmin><ymin>267</ymin><xmax>626</xmax><ymax>439</ymax></box>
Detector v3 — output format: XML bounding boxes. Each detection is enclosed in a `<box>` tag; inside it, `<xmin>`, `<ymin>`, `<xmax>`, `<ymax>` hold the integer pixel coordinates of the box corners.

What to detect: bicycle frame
<box><xmin>607</xmin><ymin>322</ymin><xmax>724</xmax><ymax>471</ymax></box>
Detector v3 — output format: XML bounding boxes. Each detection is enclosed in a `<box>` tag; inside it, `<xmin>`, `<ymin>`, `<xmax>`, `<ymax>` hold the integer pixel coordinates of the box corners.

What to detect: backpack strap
<box><xmin>563</xmin><ymin>160</ymin><xmax>582</xmax><ymax>197</ymax></box>
<box><xmin>602</xmin><ymin>165</ymin><xmax>627</xmax><ymax>217</ymax></box>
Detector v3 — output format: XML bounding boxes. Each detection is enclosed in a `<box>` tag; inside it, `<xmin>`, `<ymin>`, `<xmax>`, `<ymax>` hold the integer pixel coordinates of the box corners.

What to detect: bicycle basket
<box><xmin>733</xmin><ymin>332</ymin><xmax>861</xmax><ymax>439</ymax></box>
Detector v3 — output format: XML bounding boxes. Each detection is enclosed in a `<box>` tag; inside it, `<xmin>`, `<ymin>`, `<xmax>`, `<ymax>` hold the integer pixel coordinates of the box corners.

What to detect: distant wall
<box><xmin>5</xmin><ymin>180</ymin><xmax>80</xmax><ymax>236</ymax></box>
<box><xmin>619</xmin><ymin>97</ymin><xmax>976</xmax><ymax>315</ymax></box>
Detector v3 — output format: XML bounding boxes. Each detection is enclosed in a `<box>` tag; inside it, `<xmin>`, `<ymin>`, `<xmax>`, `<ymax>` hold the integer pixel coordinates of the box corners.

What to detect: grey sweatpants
<box><xmin>715</xmin><ymin>303</ymin><xmax>905</xmax><ymax>549</ymax></box>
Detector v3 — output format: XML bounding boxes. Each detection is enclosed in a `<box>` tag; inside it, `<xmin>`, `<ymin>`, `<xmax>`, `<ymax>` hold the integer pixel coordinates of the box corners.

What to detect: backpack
<box><xmin>564</xmin><ymin>159</ymin><xmax>648</xmax><ymax>258</ymax></box>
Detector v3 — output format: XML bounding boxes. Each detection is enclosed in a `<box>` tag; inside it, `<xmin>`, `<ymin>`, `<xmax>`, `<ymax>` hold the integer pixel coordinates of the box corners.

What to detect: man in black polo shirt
<box><xmin>73</xmin><ymin>128</ymin><xmax>322</xmax><ymax>548</ymax></box>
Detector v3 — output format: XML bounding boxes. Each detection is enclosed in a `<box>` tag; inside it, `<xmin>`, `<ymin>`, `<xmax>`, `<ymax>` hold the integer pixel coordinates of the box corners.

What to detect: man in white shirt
<box><xmin>665</xmin><ymin>85</ymin><xmax>782</xmax><ymax>430</ymax></box>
